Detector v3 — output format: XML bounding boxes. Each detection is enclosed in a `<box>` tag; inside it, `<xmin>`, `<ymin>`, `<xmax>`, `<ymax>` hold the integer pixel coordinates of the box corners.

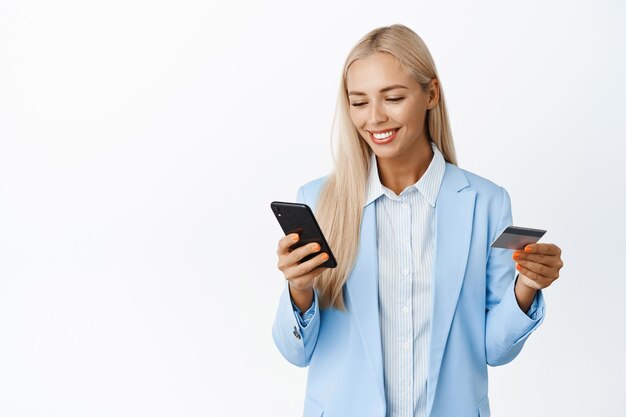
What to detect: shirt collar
<box><xmin>364</xmin><ymin>141</ymin><xmax>446</xmax><ymax>208</ymax></box>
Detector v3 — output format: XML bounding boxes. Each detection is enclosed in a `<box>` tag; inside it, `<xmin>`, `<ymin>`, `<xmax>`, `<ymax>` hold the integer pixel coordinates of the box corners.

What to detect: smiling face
<box><xmin>346</xmin><ymin>52</ymin><xmax>438</xmax><ymax>162</ymax></box>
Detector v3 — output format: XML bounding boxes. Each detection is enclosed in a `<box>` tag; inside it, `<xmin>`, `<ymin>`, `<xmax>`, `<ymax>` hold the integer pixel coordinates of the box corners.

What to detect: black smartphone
<box><xmin>270</xmin><ymin>201</ymin><xmax>337</xmax><ymax>268</ymax></box>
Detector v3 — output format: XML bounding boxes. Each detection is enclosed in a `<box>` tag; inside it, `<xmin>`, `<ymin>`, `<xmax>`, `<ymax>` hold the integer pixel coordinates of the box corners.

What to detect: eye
<box><xmin>350</xmin><ymin>97</ymin><xmax>404</xmax><ymax>107</ymax></box>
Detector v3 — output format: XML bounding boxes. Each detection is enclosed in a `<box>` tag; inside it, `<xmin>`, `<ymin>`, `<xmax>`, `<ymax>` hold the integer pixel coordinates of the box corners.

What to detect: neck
<box><xmin>376</xmin><ymin>137</ymin><xmax>434</xmax><ymax>196</ymax></box>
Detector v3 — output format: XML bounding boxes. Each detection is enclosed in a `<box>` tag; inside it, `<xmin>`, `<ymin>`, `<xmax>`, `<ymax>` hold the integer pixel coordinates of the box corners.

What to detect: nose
<box><xmin>368</xmin><ymin>100</ymin><xmax>388</xmax><ymax>125</ymax></box>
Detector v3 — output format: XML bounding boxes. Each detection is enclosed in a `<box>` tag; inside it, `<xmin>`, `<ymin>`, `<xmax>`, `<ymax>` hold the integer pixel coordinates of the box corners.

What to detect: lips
<box><xmin>368</xmin><ymin>128</ymin><xmax>400</xmax><ymax>144</ymax></box>
<box><xmin>369</xmin><ymin>128</ymin><xmax>399</xmax><ymax>134</ymax></box>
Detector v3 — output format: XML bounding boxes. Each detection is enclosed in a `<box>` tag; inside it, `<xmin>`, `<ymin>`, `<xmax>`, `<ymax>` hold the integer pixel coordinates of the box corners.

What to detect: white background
<box><xmin>1</xmin><ymin>0</ymin><xmax>625</xmax><ymax>416</ymax></box>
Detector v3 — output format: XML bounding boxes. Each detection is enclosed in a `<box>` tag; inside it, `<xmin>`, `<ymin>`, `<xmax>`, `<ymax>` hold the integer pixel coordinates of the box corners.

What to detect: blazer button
<box><xmin>293</xmin><ymin>326</ymin><xmax>301</xmax><ymax>340</ymax></box>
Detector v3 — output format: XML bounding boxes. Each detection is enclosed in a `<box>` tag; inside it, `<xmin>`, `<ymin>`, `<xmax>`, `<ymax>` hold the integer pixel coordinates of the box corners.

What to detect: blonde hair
<box><xmin>314</xmin><ymin>24</ymin><xmax>458</xmax><ymax>310</ymax></box>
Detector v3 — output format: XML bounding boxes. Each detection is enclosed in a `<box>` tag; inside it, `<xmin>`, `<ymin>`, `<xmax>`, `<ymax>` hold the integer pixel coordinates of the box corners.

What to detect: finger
<box><xmin>513</xmin><ymin>252</ymin><xmax>563</xmax><ymax>268</ymax></box>
<box><xmin>516</xmin><ymin>264</ymin><xmax>555</xmax><ymax>288</ymax></box>
<box><xmin>277</xmin><ymin>233</ymin><xmax>301</xmax><ymax>255</ymax></box>
<box><xmin>286</xmin><ymin>242</ymin><xmax>322</xmax><ymax>266</ymax></box>
<box><xmin>285</xmin><ymin>251</ymin><xmax>329</xmax><ymax>280</ymax></box>
<box><xmin>515</xmin><ymin>259</ymin><xmax>560</xmax><ymax>280</ymax></box>
<box><xmin>516</xmin><ymin>269</ymin><xmax>546</xmax><ymax>290</ymax></box>
<box><xmin>284</xmin><ymin>252</ymin><xmax>330</xmax><ymax>280</ymax></box>
<box><xmin>524</xmin><ymin>243</ymin><xmax>562</xmax><ymax>256</ymax></box>
<box><xmin>278</xmin><ymin>242</ymin><xmax>321</xmax><ymax>273</ymax></box>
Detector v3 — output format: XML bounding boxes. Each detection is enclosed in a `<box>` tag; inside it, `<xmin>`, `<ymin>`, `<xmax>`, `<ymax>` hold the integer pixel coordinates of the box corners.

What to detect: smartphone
<box><xmin>270</xmin><ymin>201</ymin><xmax>337</xmax><ymax>268</ymax></box>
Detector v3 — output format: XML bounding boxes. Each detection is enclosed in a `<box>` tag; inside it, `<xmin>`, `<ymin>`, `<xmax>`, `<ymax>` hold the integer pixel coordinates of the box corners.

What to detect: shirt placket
<box><xmin>398</xmin><ymin>194</ymin><xmax>414</xmax><ymax>417</ymax></box>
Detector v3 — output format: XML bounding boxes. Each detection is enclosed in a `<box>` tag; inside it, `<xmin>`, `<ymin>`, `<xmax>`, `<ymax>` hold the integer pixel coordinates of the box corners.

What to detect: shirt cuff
<box><xmin>290</xmin><ymin>289</ymin><xmax>318</xmax><ymax>328</ymax></box>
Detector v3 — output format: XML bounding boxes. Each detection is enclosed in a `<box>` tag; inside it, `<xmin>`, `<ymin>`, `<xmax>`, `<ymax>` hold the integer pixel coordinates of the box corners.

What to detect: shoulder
<box><xmin>296</xmin><ymin>165</ymin><xmax>511</xmax><ymax>210</ymax></box>
<box><xmin>297</xmin><ymin>175</ymin><xmax>329</xmax><ymax>206</ymax></box>
<box><xmin>445</xmin><ymin>162</ymin><xmax>511</xmax><ymax>213</ymax></box>
<box><xmin>452</xmin><ymin>164</ymin><xmax>506</xmax><ymax>196</ymax></box>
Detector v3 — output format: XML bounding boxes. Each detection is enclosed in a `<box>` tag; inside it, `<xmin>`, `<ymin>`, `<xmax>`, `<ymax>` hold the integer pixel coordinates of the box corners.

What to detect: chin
<box><xmin>372</xmin><ymin>148</ymin><xmax>401</xmax><ymax>160</ymax></box>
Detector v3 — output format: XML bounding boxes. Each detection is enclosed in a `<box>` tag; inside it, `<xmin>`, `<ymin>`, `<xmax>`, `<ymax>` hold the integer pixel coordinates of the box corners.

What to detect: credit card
<box><xmin>490</xmin><ymin>225</ymin><xmax>547</xmax><ymax>250</ymax></box>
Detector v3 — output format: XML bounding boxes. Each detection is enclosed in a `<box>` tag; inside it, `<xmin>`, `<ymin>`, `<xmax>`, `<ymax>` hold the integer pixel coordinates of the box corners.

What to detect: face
<box><xmin>346</xmin><ymin>52</ymin><xmax>438</xmax><ymax>160</ymax></box>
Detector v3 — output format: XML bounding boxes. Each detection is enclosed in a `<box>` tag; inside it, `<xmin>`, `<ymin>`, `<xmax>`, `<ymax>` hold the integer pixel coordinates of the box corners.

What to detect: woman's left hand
<box><xmin>513</xmin><ymin>243</ymin><xmax>564</xmax><ymax>290</ymax></box>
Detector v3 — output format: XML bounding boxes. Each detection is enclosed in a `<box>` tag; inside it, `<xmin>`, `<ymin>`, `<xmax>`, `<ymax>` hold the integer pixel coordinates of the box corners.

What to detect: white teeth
<box><xmin>372</xmin><ymin>129</ymin><xmax>396</xmax><ymax>139</ymax></box>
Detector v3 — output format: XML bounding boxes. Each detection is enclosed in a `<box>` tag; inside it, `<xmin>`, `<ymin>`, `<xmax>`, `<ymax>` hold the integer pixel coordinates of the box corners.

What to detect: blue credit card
<box><xmin>490</xmin><ymin>225</ymin><xmax>547</xmax><ymax>250</ymax></box>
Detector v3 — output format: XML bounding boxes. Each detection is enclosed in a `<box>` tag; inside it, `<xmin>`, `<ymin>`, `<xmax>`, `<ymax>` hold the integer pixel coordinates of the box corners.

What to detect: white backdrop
<box><xmin>1</xmin><ymin>0</ymin><xmax>625</xmax><ymax>416</ymax></box>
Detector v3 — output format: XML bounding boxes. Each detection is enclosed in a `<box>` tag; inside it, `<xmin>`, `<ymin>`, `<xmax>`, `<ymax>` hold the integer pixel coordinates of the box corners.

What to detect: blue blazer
<box><xmin>272</xmin><ymin>162</ymin><xmax>545</xmax><ymax>417</ymax></box>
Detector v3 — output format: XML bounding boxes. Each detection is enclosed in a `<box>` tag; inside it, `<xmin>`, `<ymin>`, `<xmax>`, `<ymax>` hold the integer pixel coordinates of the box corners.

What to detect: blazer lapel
<box><xmin>344</xmin><ymin>201</ymin><xmax>386</xmax><ymax>406</ymax></box>
<box><xmin>427</xmin><ymin>163</ymin><xmax>476</xmax><ymax>415</ymax></box>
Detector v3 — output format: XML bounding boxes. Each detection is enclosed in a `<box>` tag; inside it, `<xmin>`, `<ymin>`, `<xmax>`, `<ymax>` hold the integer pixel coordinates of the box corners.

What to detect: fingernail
<box><xmin>516</xmin><ymin>264</ymin><xmax>521</xmax><ymax>270</ymax></box>
<box><xmin>513</xmin><ymin>252</ymin><xmax>520</xmax><ymax>260</ymax></box>
<box><xmin>321</xmin><ymin>253</ymin><xmax>329</xmax><ymax>261</ymax></box>
<box><xmin>312</xmin><ymin>244</ymin><xmax>320</xmax><ymax>251</ymax></box>
<box><xmin>524</xmin><ymin>246</ymin><xmax>532</xmax><ymax>253</ymax></box>
<box><xmin>291</xmin><ymin>234</ymin><xmax>299</xmax><ymax>242</ymax></box>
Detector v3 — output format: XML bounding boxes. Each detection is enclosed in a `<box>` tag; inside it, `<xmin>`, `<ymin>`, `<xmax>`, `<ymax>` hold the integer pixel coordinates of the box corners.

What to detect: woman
<box><xmin>272</xmin><ymin>24</ymin><xmax>563</xmax><ymax>417</ymax></box>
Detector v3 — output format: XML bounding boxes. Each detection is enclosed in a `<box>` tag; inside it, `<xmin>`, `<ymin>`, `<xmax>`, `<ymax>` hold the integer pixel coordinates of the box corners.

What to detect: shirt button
<box><xmin>402</xmin><ymin>305</ymin><xmax>409</xmax><ymax>313</ymax></box>
<box><xmin>402</xmin><ymin>268</ymin><xmax>410</xmax><ymax>276</ymax></box>
<box><xmin>403</xmin><ymin>341</ymin><xmax>410</xmax><ymax>350</ymax></box>
<box><xmin>402</xmin><ymin>202</ymin><xmax>408</xmax><ymax>209</ymax></box>
<box><xmin>403</xmin><ymin>238</ymin><xmax>410</xmax><ymax>245</ymax></box>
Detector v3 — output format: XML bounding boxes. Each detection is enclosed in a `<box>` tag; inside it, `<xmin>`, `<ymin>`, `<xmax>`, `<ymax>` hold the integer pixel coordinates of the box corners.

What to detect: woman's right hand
<box><xmin>277</xmin><ymin>233</ymin><xmax>329</xmax><ymax>309</ymax></box>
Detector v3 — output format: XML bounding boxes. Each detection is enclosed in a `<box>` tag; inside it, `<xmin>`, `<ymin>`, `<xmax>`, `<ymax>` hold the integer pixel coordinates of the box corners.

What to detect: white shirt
<box><xmin>364</xmin><ymin>141</ymin><xmax>446</xmax><ymax>417</ymax></box>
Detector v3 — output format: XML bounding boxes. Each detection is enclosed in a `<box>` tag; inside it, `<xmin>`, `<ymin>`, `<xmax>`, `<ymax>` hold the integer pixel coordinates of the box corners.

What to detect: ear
<box><xmin>427</xmin><ymin>78</ymin><xmax>440</xmax><ymax>109</ymax></box>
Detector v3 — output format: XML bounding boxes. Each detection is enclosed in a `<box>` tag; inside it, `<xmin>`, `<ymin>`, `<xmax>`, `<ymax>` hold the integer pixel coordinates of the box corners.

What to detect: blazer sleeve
<box><xmin>484</xmin><ymin>186</ymin><xmax>546</xmax><ymax>366</ymax></box>
<box><xmin>271</xmin><ymin>186</ymin><xmax>321</xmax><ymax>367</ymax></box>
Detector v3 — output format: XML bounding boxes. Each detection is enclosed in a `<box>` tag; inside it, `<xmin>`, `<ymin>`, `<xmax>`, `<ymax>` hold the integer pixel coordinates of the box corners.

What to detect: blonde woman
<box><xmin>272</xmin><ymin>24</ymin><xmax>563</xmax><ymax>417</ymax></box>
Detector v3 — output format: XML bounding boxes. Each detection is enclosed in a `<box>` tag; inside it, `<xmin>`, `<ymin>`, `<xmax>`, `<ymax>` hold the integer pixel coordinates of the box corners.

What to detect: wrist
<box><xmin>288</xmin><ymin>281</ymin><xmax>313</xmax><ymax>296</ymax></box>
<box><xmin>515</xmin><ymin>274</ymin><xmax>537</xmax><ymax>314</ymax></box>
<box><xmin>289</xmin><ymin>283</ymin><xmax>314</xmax><ymax>311</ymax></box>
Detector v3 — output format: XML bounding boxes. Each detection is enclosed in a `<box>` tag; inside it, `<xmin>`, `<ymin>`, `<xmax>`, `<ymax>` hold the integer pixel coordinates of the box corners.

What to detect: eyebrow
<box><xmin>348</xmin><ymin>84</ymin><xmax>409</xmax><ymax>96</ymax></box>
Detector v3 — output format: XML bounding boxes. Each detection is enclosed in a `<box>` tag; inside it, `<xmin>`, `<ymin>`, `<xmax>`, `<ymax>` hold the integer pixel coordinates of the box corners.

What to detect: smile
<box><xmin>369</xmin><ymin>128</ymin><xmax>399</xmax><ymax>144</ymax></box>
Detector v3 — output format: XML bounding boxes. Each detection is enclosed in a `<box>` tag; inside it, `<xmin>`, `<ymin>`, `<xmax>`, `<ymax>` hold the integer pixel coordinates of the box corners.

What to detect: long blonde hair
<box><xmin>314</xmin><ymin>24</ymin><xmax>458</xmax><ymax>310</ymax></box>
